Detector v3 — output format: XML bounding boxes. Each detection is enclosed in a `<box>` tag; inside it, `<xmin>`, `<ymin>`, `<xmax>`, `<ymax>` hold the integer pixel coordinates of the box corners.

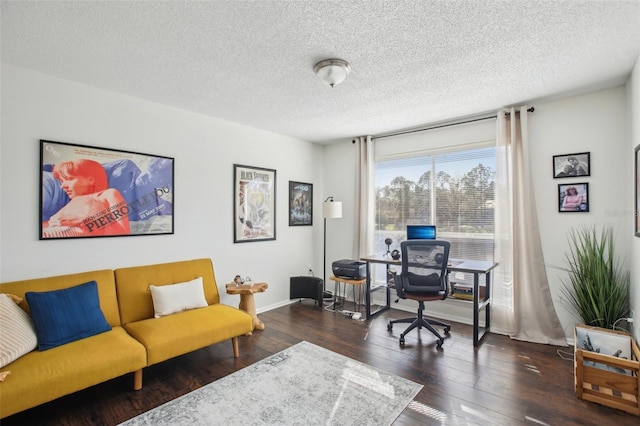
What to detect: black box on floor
<box><xmin>290</xmin><ymin>276</ymin><xmax>323</xmax><ymax>307</ymax></box>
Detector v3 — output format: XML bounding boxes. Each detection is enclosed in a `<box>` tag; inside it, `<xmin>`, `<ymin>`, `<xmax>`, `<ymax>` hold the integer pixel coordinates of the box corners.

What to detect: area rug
<box><xmin>119</xmin><ymin>341</ymin><xmax>422</xmax><ymax>426</ymax></box>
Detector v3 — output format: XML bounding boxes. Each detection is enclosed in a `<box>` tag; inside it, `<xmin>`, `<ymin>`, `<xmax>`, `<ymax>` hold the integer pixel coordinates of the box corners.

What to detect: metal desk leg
<box><xmin>473</xmin><ymin>271</ymin><xmax>492</xmax><ymax>347</ymax></box>
<box><xmin>484</xmin><ymin>271</ymin><xmax>491</xmax><ymax>338</ymax></box>
<box><xmin>473</xmin><ymin>273</ymin><xmax>479</xmax><ymax>346</ymax></box>
<box><xmin>365</xmin><ymin>261</ymin><xmax>371</xmax><ymax>318</ymax></box>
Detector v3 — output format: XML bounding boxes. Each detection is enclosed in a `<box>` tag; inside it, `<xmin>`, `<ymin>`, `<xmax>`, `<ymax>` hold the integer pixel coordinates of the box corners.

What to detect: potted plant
<box><xmin>561</xmin><ymin>224</ymin><xmax>630</xmax><ymax>330</ymax></box>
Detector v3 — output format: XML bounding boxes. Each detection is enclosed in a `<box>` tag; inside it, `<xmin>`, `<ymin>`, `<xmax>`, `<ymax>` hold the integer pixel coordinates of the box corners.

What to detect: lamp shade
<box><xmin>322</xmin><ymin>201</ymin><xmax>342</xmax><ymax>219</ymax></box>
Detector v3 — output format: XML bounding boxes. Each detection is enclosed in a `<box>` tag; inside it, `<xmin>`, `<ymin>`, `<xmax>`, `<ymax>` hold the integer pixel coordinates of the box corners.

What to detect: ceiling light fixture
<box><xmin>313</xmin><ymin>59</ymin><xmax>351</xmax><ymax>88</ymax></box>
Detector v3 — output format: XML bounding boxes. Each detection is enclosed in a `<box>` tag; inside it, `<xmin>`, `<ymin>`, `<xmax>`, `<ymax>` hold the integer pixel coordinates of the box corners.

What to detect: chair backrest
<box><xmin>397</xmin><ymin>239</ymin><xmax>450</xmax><ymax>293</ymax></box>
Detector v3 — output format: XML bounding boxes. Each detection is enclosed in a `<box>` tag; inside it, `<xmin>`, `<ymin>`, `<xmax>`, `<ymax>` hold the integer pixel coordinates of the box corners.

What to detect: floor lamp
<box><xmin>322</xmin><ymin>196</ymin><xmax>342</xmax><ymax>298</ymax></box>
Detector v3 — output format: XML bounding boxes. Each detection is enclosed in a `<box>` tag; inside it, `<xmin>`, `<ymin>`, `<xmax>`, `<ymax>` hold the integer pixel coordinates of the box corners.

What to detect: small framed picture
<box><xmin>558</xmin><ymin>182</ymin><xmax>589</xmax><ymax>213</ymax></box>
<box><xmin>553</xmin><ymin>152</ymin><xmax>590</xmax><ymax>178</ymax></box>
<box><xmin>635</xmin><ymin>145</ymin><xmax>639</xmax><ymax>237</ymax></box>
<box><xmin>288</xmin><ymin>181</ymin><xmax>313</xmax><ymax>226</ymax></box>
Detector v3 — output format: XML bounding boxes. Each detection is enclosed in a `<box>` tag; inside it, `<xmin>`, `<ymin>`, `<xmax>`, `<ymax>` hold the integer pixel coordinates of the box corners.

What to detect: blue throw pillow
<box><xmin>25</xmin><ymin>281</ymin><xmax>112</xmax><ymax>351</ymax></box>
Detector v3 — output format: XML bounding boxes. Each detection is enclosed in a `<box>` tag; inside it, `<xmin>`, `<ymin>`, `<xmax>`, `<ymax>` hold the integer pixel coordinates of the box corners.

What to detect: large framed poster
<box><xmin>40</xmin><ymin>140</ymin><xmax>174</xmax><ymax>240</ymax></box>
<box><xmin>233</xmin><ymin>164</ymin><xmax>276</xmax><ymax>243</ymax></box>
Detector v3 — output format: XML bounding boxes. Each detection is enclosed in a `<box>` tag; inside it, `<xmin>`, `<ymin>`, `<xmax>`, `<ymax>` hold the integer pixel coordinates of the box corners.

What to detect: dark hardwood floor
<box><xmin>3</xmin><ymin>301</ymin><xmax>639</xmax><ymax>425</ymax></box>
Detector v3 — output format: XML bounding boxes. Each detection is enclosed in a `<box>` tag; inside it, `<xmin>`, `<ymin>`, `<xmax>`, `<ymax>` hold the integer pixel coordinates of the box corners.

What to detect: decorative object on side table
<box><xmin>225</xmin><ymin>281</ymin><xmax>268</xmax><ymax>332</ymax></box>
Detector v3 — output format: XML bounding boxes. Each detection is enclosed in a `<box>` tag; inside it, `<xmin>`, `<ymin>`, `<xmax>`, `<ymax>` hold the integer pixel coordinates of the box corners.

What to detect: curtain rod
<box><xmin>372</xmin><ymin>107</ymin><xmax>534</xmax><ymax>141</ymax></box>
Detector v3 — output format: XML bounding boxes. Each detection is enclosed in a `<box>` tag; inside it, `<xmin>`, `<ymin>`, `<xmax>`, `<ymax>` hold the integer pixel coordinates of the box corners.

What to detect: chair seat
<box><xmin>403</xmin><ymin>291</ymin><xmax>447</xmax><ymax>302</ymax></box>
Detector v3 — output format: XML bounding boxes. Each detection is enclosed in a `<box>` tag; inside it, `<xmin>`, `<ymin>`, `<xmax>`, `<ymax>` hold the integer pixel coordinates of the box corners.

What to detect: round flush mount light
<box><xmin>313</xmin><ymin>58</ymin><xmax>351</xmax><ymax>88</ymax></box>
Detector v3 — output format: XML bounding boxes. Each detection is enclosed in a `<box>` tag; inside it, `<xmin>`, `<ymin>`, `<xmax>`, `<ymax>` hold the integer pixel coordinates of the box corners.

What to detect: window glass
<box><xmin>374</xmin><ymin>145</ymin><xmax>495</xmax><ymax>264</ymax></box>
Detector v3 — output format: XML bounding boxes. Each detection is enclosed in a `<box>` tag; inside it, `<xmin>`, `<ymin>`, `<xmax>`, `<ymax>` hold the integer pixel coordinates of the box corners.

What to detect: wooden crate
<box><xmin>574</xmin><ymin>325</ymin><xmax>640</xmax><ymax>415</ymax></box>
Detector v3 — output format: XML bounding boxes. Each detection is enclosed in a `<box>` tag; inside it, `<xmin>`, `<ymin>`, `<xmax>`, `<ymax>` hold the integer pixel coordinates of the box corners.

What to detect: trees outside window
<box><xmin>374</xmin><ymin>146</ymin><xmax>495</xmax><ymax>262</ymax></box>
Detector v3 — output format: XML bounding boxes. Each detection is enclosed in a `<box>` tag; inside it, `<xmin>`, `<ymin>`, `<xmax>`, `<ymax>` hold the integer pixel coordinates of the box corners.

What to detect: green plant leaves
<box><xmin>560</xmin><ymin>225</ymin><xmax>630</xmax><ymax>330</ymax></box>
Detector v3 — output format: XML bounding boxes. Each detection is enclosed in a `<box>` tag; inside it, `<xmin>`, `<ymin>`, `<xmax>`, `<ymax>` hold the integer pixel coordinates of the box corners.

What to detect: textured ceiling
<box><xmin>2</xmin><ymin>1</ymin><xmax>639</xmax><ymax>144</ymax></box>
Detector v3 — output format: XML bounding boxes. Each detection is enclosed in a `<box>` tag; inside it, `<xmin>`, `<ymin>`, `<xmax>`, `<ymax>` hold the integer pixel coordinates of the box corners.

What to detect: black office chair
<box><xmin>387</xmin><ymin>240</ymin><xmax>451</xmax><ymax>348</ymax></box>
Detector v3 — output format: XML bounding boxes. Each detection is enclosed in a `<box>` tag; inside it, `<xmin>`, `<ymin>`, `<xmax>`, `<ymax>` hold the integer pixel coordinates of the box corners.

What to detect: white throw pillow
<box><xmin>0</xmin><ymin>293</ymin><xmax>38</xmax><ymax>368</ymax></box>
<box><xmin>149</xmin><ymin>277</ymin><xmax>208</xmax><ymax>318</ymax></box>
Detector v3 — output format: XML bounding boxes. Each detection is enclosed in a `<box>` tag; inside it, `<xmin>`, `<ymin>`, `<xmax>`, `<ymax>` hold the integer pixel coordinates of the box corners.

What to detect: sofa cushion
<box><xmin>149</xmin><ymin>277</ymin><xmax>208</xmax><ymax>318</ymax></box>
<box><xmin>115</xmin><ymin>258</ymin><xmax>221</xmax><ymax>325</ymax></box>
<box><xmin>124</xmin><ymin>303</ymin><xmax>253</xmax><ymax>365</ymax></box>
<box><xmin>0</xmin><ymin>293</ymin><xmax>38</xmax><ymax>368</ymax></box>
<box><xmin>0</xmin><ymin>326</ymin><xmax>147</xmax><ymax>419</ymax></box>
<box><xmin>25</xmin><ymin>281</ymin><xmax>112</xmax><ymax>351</ymax></box>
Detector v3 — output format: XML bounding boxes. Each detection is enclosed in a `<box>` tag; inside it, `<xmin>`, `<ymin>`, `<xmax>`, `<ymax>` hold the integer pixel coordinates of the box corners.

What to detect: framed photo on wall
<box><xmin>635</xmin><ymin>144</ymin><xmax>639</xmax><ymax>237</ymax></box>
<box><xmin>40</xmin><ymin>140</ymin><xmax>174</xmax><ymax>240</ymax></box>
<box><xmin>553</xmin><ymin>152</ymin><xmax>591</xmax><ymax>178</ymax></box>
<box><xmin>233</xmin><ymin>164</ymin><xmax>276</xmax><ymax>242</ymax></box>
<box><xmin>288</xmin><ymin>181</ymin><xmax>313</xmax><ymax>226</ymax></box>
<box><xmin>558</xmin><ymin>182</ymin><xmax>589</xmax><ymax>213</ymax></box>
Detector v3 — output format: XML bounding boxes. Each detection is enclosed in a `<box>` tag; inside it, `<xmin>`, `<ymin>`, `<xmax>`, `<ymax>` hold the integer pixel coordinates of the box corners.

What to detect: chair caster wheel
<box><xmin>444</xmin><ymin>326</ymin><xmax>451</xmax><ymax>334</ymax></box>
<box><xmin>387</xmin><ymin>323</ymin><xmax>393</xmax><ymax>332</ymax></box>
<box><xmin>437</xmin><ymin>339</ymin><xmax>444</xmax><ymax>348</ymax></box>
<box><xmin>399</xmin><ymin>336</ymin><xmax>405</xmax><ymax>346</ymax></box>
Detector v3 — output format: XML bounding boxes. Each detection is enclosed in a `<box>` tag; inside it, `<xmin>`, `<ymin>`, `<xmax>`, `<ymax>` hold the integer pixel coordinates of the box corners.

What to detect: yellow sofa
<box><xmin>0</xmin><ymin>258</ymin><xmax>253</xmax><ymax>419</ymax></box>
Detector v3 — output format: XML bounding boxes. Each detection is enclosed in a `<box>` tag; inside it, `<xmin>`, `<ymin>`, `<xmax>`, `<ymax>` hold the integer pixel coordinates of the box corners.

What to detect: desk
<box><xmin>360</xmin><ymin>255</ymin><xmax>497</xmax><ymax>347</ymax></box>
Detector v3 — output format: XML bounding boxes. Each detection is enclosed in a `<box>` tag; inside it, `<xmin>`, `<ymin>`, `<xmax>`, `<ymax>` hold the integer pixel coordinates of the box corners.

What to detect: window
<box><xmin>374</xmin><ymin>145</ymin><xmax>495</xmax><ymax>262</ymax></box>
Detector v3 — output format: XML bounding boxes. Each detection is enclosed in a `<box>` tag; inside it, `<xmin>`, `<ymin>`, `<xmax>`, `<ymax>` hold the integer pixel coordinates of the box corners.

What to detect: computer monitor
<box><xmin>406</xmin><ymin>224</ymin><xmax>436</xmax><ymax>240</ymax></box>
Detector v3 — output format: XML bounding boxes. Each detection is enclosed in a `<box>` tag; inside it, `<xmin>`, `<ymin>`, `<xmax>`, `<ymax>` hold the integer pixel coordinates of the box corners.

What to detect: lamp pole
<box><xmin>322</xmin><ymin>196</ymin><xmax>342</xmax><ymax>298</ymax></box>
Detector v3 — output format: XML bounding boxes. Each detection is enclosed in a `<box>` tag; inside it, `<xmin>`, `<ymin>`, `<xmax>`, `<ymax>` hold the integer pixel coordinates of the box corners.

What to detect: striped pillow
<box><xmin>0</xmin><ymin>293</ymin><xmax>38</xmax><ymax>368</ymax></box>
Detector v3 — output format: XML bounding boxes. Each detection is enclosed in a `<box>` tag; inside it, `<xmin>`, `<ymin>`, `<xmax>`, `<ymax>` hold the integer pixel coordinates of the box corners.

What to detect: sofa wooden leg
<box><xmin>133</xmin><ymin>369</ymin><xmax>143</xmax><ymax>390</ymax></box>
<box><xmin>232</xmin><ymin>337</ymin><xmax>239</xmax><ymax>358</ymax></box>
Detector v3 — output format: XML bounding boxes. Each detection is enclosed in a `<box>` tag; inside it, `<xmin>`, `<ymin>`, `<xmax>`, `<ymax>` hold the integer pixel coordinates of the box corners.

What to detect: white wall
<box><xmin>2</xmin><ymin>63</ymin><xmax>636</xmax><ymax>340</ymax></box>
<box><xmin>324</xmin><ymin>85</ymin><xmax>634</xmax><ymax>341</ymax></box>
<box><xmin>0</xmin><ymin>65</ymin><xmax>324</xmax><ymax>311</ymax></box>
<box><xmin>532</xmin><ymin>86</ymin><xmax>630</xmax><ymax>339</ymax></box>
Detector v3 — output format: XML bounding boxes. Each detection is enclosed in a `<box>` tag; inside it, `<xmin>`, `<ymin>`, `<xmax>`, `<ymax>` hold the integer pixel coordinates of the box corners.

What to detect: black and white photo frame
<box><xmin>553</xmin><ymin>152</ymin><xmax>590</xmax><ymax>178</ymax></box>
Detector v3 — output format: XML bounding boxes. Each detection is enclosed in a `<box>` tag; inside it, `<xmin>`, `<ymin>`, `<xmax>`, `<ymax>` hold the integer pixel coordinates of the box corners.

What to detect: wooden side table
<box><xmin>225</xmin><ymin>282</ymin><xmax>268</xmax><ymax>331</ymax></box>
<box><xmin>329</xmin><ymin>275</ymin><xmax>365</xmax><ymax>311</ymax></box>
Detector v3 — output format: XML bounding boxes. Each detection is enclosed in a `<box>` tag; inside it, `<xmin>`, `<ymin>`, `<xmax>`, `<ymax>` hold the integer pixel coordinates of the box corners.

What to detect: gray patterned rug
<box><xmin>120</xmin><ymin>341</ymin><xmax>422</xmax><ymax>426</ymax></box>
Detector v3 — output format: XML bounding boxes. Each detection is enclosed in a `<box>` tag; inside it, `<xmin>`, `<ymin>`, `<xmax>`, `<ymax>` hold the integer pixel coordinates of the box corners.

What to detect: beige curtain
<box><xmin>353</xmin><ymin>136</ymin><xmax>374</xmax><ymax>258</ymax></box>
<box><xmin>494</xmin><ymin>107</ymin><xmax>566</xmax><ymax>345</ymax></box>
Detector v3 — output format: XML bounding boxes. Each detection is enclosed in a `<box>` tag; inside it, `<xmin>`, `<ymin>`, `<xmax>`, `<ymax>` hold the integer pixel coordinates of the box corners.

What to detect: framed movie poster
<box><xmin>636</xmin><ymin>145</ymin><xmax>640</xmax><ymax>237</ymax></box>
<box><xmin>234</xmin><ymin>164</ymin><xmax>276</xmax><ymax>242</ymax></box>
<box><xmin>40</xmin><ymin>140</ymin><xmax>174</xmax><ymax>240</ymax></box>
<box><xmin>288</xmin><ymin>181</ymin><xmax>313</xmax><ymax>226</ymax></box>
<box><xmin>553</xmin><ymin>152</ymin><xmax>590</xmax><ymax>178</ymax></box>
<box><xmin>558</xmin><ymin>182</ymin><xmax>589</xmax><ymax>213</ymax></box>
